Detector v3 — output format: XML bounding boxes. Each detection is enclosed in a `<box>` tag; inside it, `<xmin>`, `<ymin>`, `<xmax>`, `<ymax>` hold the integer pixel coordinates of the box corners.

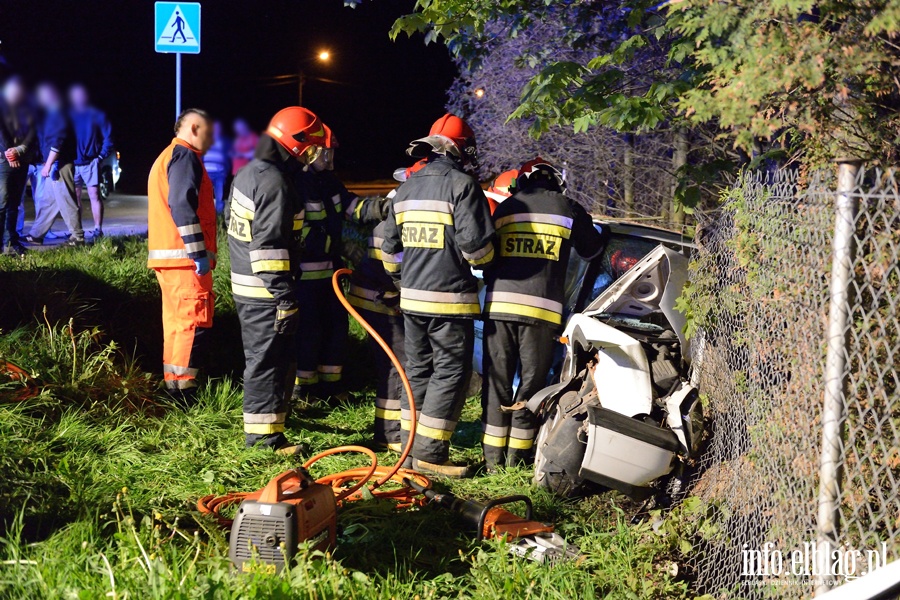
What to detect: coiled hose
<box><xmin>198</xmin><ymin>268</ymin><xmax>430</xmax><ymax>526</ymax></box>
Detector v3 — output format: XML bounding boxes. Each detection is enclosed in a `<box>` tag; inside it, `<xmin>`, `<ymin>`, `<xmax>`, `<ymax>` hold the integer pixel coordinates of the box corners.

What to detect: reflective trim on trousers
<box><xmin>242</xmin><ymin>412</ymin><xmax>286</xmax><ymax>424</ymax></box>
<box><xmin>318</xmin><ymin>365</ymin><xmax>342</xmax><ymax>382</ymax></box>
<box><xmin>163</xmin><ymin>363</ymin><xmax>199</xmax><ymax>377</ymax></box>
<box><xmin>296</xmin><ymin>369</ymin><xmax>318</xmax><ymax>385</ymax></box>
<box><xmin>243</xmin><ymin>422</ymin><xmax>285</xmax><ymax>435</ymax></box>
<box><xmin>165</xmin><ymin>378</ymin><xmax>198</xmax><ymax>390</ymax></box>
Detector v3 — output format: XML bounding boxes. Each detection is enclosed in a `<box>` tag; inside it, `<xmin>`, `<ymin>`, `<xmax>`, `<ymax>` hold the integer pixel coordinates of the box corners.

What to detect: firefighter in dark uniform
<box><xmin>228</xmin><ymin>106</ymin><xmax>326</xmax><ymax>453</ymax></box>
<box><xmin>292</xmin><ymin>125</ymin><xmax>387</xmax><ymax>399</ymax></box>
<box><xmin>382</xmin><ymin>114</ymin><xmax>495</xmax><ymax>478</ymax></box>
<box><xmin>347</xmin><ymin>159</ymin><xmax>429</xmax><ymax>450</ymax></box>
<box><xmin>481</xmin><ymin>157</ymin><xmax>609</xmax><ymax>468</ymax></box>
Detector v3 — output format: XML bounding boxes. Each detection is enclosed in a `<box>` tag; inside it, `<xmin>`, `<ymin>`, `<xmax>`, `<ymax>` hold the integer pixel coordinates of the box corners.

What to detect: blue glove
<box><xmin>193</xmin><ymin>256</ymin><xmax>211</xmax><ymax>276</ymax></box>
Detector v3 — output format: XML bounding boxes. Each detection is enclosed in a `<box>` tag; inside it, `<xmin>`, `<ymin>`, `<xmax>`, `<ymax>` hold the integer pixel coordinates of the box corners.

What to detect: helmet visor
<box><xmin>299</xmin><ymin>144</ymin><xmax>324</xmax><ymax>165</ymax></box>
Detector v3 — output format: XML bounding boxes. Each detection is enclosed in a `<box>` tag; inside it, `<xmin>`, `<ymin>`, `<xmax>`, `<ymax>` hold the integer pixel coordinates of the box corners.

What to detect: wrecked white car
<box><xmin>528</xmin><ymin>245</ymin><xmax>704</xmax><ymax>501</ymax></box>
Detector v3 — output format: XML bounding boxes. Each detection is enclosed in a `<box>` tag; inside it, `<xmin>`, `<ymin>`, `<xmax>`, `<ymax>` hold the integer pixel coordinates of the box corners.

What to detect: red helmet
<box><xmin>392</xmin><ymin>158</ymin><xmax>430</xmax><ymax>183</ymax></box>
<box><xmin>407</xmin><ymin>113</ymin><xmax>477</xmax><ymax>164</ymax></box>
<box><xmin>322</xmin><ymin>124</ymin><xmax>340</xmax><ymax>149</ymax></box>
<box><xmin>485</xmin><ymin>169</ymin><xmax>518</xmax><ymax>214</ymax></box>
<box><xmin>266</xmin><ymin>107</ymin><xmax>327</xmax><ymax>163</ymax></box>
<box><xmin>518</xmin><ymin>156</ymin><xmax>565</xmax><ymax>191</ymax></box>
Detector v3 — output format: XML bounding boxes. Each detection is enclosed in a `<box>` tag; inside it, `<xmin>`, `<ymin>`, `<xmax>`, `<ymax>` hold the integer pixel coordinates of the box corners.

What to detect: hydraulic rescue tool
<box><xmin>403</xmin><ymin>478</ymin><xmax>580</xmax><ymax>563</ymax></box>
<box><xmin>197</xmin><ymin>269</ymin><xmax>575</xmax><ymax>572</ymax></box>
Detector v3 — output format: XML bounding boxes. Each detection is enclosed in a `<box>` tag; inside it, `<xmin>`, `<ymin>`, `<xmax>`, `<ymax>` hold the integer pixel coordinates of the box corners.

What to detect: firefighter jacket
<box><xmin>348</xmin><ymin>202</ymin><xmax>401</xmax><ymax>316</ymax></box>
<box><xmin>227</xmin><ymin>135</ymin><xmax>304</xmax><ymax>304</ymax></box>
<box><xmin>147</xmin><ymin>138</ymin><xmax>217</xmax><ymax>269</ymax></box>
<box><xmin>381</xmin><ymin>156</ymin><xmax>495</xmax><ymax>317</ymax></box>
<box><xmin>293</xmin><ymin>169</ymin><xmax>385</xmax><ymax>282</ymax></box>
<box><xmin>484</xmin><ymin>187</ymin><xmax>608</xmax><ymax>327</ymax></box>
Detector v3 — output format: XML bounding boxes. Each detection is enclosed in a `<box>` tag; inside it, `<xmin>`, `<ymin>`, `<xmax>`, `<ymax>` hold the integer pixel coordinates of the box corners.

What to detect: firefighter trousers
<box><xmin>481</xmin><ymin>319</ymin><xmax>555</xmax><ymax>467</ymax></box>
<box><xmin>401</xmin><ymin>315</ymin><xmax>473</xmax><ymax>464</ymax></box>
<box><xmin>236</xmin><ymin>301</ymin><xmax>296</xmax><ymax>448</ymax></box>
<box><xmin>294</xmin><ymin>277</ymin><xmax>348</xmax><ymax>390</ymax></box>
<box><xmin>154</xmin><ymin>267</ymin><xmax>214</xmax><ymax>393</ymax></box>
<box><xmin>361</xmin><ymin>307</ymin><xmax>405</xmax><ymax>445</ymax></box>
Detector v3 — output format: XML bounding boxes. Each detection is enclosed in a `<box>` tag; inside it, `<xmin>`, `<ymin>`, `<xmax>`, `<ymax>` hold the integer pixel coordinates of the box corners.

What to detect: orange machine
<box><xmin>229</xmin><ymin>468</ymin><xmax>337</xmax><ymax>573</ymax></box>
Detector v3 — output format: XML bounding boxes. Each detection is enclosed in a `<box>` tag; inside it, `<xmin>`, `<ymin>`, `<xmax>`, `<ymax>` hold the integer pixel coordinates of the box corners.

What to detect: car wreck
<box><xmin>528</xmin><ymin>245</ymin><xmax>704</xmax><ymax>502</ymax></box>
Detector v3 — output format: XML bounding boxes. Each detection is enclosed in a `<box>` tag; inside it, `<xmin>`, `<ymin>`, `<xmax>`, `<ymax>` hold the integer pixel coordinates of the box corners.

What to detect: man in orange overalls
<box><xmin>147</xmin><ymin>108</ymin><xmax>217</xmax><ymax>400</ymax></box>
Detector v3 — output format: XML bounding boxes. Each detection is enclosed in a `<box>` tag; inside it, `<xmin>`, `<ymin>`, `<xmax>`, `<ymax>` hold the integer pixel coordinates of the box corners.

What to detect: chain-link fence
<box><xmin>684</xmin><ymin>167</ymin><xmax>900</xmax><ymax>598</ymax></box>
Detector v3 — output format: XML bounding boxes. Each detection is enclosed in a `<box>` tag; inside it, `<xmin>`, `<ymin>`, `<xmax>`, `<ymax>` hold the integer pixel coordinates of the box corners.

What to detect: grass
<box><xmin>0</xmin><ymin>236</ymin><xmax>711</xmax><ymax>599</ymax></box>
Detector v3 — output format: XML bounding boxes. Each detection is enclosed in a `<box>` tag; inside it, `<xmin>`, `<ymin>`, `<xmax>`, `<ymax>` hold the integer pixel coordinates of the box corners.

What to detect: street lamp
<box><xmin>298</xmin><ymin>51</ymin><xmax>332</xmax><ymax>106</ymax></box>
<box><xmin>474</xmin><ymin>87</ymin><xmax>485</xmax><ymax>99</ymax></box>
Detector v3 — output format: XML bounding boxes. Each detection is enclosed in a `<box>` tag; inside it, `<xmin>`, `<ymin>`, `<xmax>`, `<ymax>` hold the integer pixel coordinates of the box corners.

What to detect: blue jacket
<box><xmin>70</xmin><ymin>107</ymin><xmax>113</xmax><ymax>165</ymax></box>
<box><xmin>40</xmin><ymin>108</ymin><xmax>76</xmax><ymax>166</ymax></box>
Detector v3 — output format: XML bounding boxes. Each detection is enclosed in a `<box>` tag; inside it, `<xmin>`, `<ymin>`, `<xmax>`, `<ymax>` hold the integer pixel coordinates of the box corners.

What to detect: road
<box><xmin>21</xmin><ymin>181</ymin><xmax>397</xmax><ymax>249</ymax></box>
<box><xmin>22</xmin><ymin>193</ymin><xmax>149</xmax><ymax>247</ymax></box>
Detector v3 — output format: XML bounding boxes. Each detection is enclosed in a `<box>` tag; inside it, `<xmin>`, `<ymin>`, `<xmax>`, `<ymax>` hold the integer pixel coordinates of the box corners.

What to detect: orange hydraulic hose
<box><xmin>327</xmin><ymin>268</ymin><xmax>418</xmax><ymax>488</ymax></box>
<box><xmin>197</xmin><ymin>268</ymin><xmax>428</xmax><ymax>525</ymax></box>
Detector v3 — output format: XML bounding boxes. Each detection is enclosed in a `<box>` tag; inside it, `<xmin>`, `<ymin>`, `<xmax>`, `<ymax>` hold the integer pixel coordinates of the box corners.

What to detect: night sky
<box><xmin>0</xmin><ymin>0</ymin><xmax>457</xmax><ymax>191</ymax></box>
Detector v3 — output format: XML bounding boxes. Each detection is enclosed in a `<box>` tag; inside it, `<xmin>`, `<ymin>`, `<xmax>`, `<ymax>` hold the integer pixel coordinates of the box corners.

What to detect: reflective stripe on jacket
<box><xmin>381</xmin><ymin>156</ymin><xmax>494</xmax><ymax>318</ymax></box>
<box><xmin>484</xmin><ymin>187</ymin><xmax>608</xmax><ymax>326</ymax></box>
<box><xmin>147</xmin><ymin>138</ymin><xmax>217</xmax><ymax>270</ymax></box>
<box><xmin>227</xmin><ymin>135</ymin><xmax>304</xmax><ymax>304</ymax></box>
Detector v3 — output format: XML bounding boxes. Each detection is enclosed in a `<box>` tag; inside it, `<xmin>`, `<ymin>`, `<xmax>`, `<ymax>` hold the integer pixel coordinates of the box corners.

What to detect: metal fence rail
<box><xmin>685</xmin><ymin>167</ymin><xmax>900</xmax><ymax>598</ymax></box>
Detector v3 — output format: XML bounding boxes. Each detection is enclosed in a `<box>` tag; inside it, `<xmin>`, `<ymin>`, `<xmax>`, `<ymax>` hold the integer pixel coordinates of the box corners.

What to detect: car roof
<box><xmin>593</xmin><ymin>217</ymin><xmax>697</xmax><ymax>250</ymax></box>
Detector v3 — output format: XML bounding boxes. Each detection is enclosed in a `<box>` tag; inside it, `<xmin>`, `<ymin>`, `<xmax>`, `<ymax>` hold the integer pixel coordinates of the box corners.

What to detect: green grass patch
<box><xmin>0</xmin><ymin>238</ymin><xmax>710</xmax><ymax>599</ymax></box>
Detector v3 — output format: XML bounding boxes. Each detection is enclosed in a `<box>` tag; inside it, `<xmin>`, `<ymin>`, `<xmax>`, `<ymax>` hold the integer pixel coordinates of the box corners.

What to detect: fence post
<box><xmin>815</xmin><ymin>160</ymin><xmax>862</xmax><ymax>595</ymax></box>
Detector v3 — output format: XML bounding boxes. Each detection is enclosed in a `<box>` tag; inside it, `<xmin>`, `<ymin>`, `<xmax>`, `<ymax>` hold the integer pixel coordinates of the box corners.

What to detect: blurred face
<box><xmin>310</xmin><ymin>147</ymin><xmax>334</xmax><ymax>172</ymax></box>
<box><xmin>233</xmin><ymin>119</ymin><xmax>249</xmax><ymax>137</ymax></box>
<box><xmin>36</xmin><ymin>84</ymin><xmax>60</xmax><ymax>110</ymax></box>
<box><xmin>193</xmin><ymin>117</ymin><xmax>214</xmax><ymax>153</ymax></box>
<box><xmin>69</xmin><ymin>85</ymin><xmax>89</xmax><ymax>110</ymax></box>
<box><xmin>3</xmin><ymin>78</ymin><xmax>26</xmax><ymax>107</ymax></box>
<box><xmin>179</xmin><ymin>113</ymin><xmax>214</xmax><ymax>153</ymax></box>
<box><xmin>212</xmin><ymin>121</ymin><xmax>222</xmax><ymax>139</ymax></box>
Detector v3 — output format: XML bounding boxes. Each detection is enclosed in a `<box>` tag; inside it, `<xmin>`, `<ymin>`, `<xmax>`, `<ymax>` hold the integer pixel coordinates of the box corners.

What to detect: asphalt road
<box><xmin>21</xmin><ymin>180</ymin><xmax>397</xmax><ymax>250</ymax></box>
<box><xmin>21</xmin><ymin>193</ymin><xmax>149</xmax><ymax>247</ymax></box>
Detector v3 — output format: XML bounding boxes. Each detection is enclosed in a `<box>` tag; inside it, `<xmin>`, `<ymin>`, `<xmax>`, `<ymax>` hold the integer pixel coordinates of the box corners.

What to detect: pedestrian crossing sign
<box><xmin>155</xmin><ymin>2</ymin><xmax>201</xmax><ymax>54</ymax></box>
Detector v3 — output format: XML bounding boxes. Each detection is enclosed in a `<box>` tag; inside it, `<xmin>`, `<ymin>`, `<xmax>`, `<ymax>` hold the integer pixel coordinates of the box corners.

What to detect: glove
<box><xmin>274</xmin><ymin>301</ymin><xmax>300</xmax><ymax>335</ymax></box>
<box><xmin>193</xmin><ymin>256</ymin><xmax>211</xmax><ymax>276</ymax></box>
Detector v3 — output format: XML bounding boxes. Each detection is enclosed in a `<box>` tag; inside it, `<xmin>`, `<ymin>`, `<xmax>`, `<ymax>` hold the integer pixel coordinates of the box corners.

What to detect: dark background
<box><xmin>0</xmin><ymin>0</ymin><xmax>456</xmax><ymax>191</ymax></box>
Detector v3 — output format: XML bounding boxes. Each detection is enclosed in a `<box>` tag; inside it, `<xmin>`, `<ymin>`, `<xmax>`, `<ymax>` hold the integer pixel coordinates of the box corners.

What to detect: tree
<box><xmin>365</xmin><ymin>0</ymin><xmax>900</xmax><ymax>173</ymax></box>
<box><xmin>444</xmin><ymin>8</ymin><xmax>678</xmax><ymax>217</ymax></box>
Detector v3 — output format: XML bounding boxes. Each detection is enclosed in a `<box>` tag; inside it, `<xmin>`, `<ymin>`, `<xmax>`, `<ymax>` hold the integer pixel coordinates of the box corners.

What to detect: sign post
<box><xmin>154</xmin><ymin>2</ymin><xmax>201</xmax><ymax>120</ymax></box>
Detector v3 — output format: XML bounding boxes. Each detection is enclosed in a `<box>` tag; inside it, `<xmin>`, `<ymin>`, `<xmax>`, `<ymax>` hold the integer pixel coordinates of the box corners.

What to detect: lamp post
<box><xmin>298</xmin><ymin>50</ymin><xmax>331</xmax><ymax>106</ymax></box>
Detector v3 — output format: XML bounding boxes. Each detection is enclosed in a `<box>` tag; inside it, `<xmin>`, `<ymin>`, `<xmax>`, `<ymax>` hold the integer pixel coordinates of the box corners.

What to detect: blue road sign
<box><xmin>155</xmin><ymin>2</ymin><xmax>201</xmax><ymax>54</ymax></box>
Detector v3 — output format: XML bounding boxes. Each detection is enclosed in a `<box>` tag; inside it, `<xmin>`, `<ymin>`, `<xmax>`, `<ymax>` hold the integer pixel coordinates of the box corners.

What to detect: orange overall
<box><xmin>147</xmin><ymin>138</ymin><xmax>218</xmax><ymax>391</ymax></box>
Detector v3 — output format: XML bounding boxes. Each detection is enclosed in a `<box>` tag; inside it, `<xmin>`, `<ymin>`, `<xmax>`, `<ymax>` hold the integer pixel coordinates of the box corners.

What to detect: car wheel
<box><xmin>99</xmin><ymin>169</ymin><xmax>112</xmax><ymax>200</ymax></box>
<box><xmin>533</xmin><ymin>390</ymin><xmax>588</xmax><ymax>497</ymax></box>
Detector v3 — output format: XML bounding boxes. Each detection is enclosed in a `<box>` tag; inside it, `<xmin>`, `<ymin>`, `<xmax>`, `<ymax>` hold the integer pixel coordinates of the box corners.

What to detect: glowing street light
<box><xmin>474</xmin><ymin>87</ymin><xmax>485</xmax><ymax>99</ymax></box>
<box><xmin>318</xmin><ymin>50</ymin><xmax>331</xmax><ymax>62</ymax></box>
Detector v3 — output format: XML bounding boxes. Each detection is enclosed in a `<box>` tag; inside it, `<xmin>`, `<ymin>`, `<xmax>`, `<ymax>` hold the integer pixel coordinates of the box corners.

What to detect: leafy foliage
<box><xmin>381</xmin><ymin>0</ymin><xmax>900</xmax><ymax>169</ymax></box>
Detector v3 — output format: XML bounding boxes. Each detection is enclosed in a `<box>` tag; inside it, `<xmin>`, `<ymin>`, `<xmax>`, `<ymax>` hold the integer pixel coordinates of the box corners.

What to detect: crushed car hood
<box><xmin>582</xmin><ymin>245</ymin><xmax>690</xmax><ymax>358</ymax></box>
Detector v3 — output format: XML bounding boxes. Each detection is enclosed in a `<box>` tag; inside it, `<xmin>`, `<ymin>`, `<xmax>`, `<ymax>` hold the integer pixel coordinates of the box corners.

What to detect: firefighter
<box><xmin>147</xmin><ymin>108</ymin><xmax>217</xmax><ymax>399</ymax></box>
<box><xmin>347</xmin><ymin>159</ymin><xmax>428</xmax><ymax>451</ymax></box>
<box><xmin>484</xmin><ymin>169</ymin><xmax>518</xmax><ymax>214</ymax></box>
<box><xmin>292</xmin><ymin>126</ymin><xmax>387</xmax><ymax>400</ymax></box>
<box><xmin>481</xmin><ymin>157</ymin><xmax>609</xmax><ymax>469</ymax></box>
<box><xmin>382</xmin><ymin>114</ymin><xmax>495</xmax><ymax>478</ymax></box>
<box><xmin>228</xmin><ymin>106</ymin><xmax>326</xmax><ymax>453</ymax></box>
